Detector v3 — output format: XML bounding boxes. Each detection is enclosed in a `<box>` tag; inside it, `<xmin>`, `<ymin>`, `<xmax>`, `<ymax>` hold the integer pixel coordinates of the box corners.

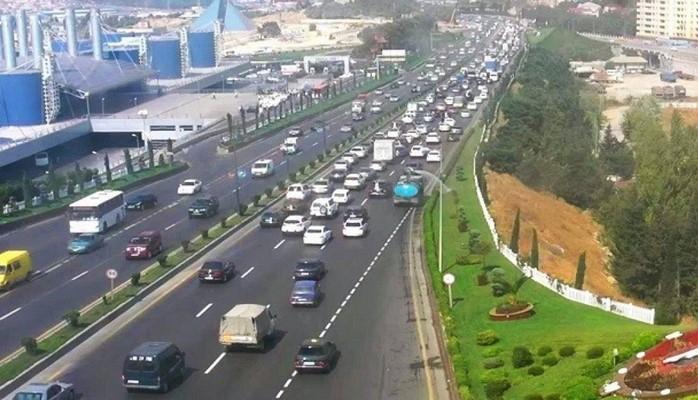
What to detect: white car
<box><xmin>479</xmin><ymin>91</ymin><xmax>488</xmax><ymax>100</ymax></box>
<box><xmin>341</xmin><ymin>154</ymin><xmax>357</xmax><ymax>165</ymax></box>
<box><xmin>303</xmin><ymin>225</ymin><xmax>332</xmax><ymax>245</ymax></box>
<box><xmin>340</xmin><ymin>125</ymin><xmax>353</xmax><ymax>133</ymax></box>
<box><xmin>251</xmin><ymin>159</ymin><xmax>274</xmax><ymax>178</ymax></box>
<box><xmin>310</xmin><ymin>198</ymin><xmax>338</xmax><ymax>218</ymax></box>
<box><xmin>372</xmin><ymin>99</ymin><xmax>383</xmax><ymax>106</ymax></box>
<box><xmin>386</xmin><ymin>128</ymin><xmax>400</xmax><ymax>139</ymax></box>
<box><xmin>281</xmin><ymin>215</ymin><xmax>311</xmax><ymax>235</ymax></box>
<box><xmin>349</xmin><ymin>146</ymin><xmax>367</xmax><ymax>159</ymax></box>
<box><xmin>423</xmin><ymin>113</ymin><xmax>434</xmax><ymax>122</ymax></box>
<box><xmin>401</xmin><ymin>115</ymin><xmax>414</xmax><ymax>124</ymax></box>
<box><xmin>474</xmin><ymin>97</ymin><xmax>483</xmax><ymax>104</ymax></box>
<box><xmin>416</xmin><ymin>124</ymin><xmax>428</xmax><ymax>135</ymax></box>
<box><xmin>343</xmin><ymin>173</ymin><xmax>366</xmax><ymax>190</ymax></box>
<box><xmin>426</xmin><ymin>132</ymin><xmax>441</xmax><ymax>144</ymax></box>
<box><xmin>311</xmin><ymin>179</ymin><xmax>331</xmax><ymax>194</ymax></box>
<box><xmin>370</xmin><ymin>160</ymin><xmax>386</xmax><ymax>172</ymax></box>
<box><xmin>288</xmin><ymin>127</ymin><xmax>303</xmax><ymax>137</ymax></box>
<box><xmin>438</xmin><ymin>123</ymin><xmax>451</xmax><ymax>132</ymax></box>
<box><xmin>406</xmin><ymin>129</ymin><xmax>420</xmax><ymax>140</ymax></box>
<box><xmin>374</xmin><ymin>89</ymin><xmax>383</xmax><ymax>95</ymax></box>
<box><xmin>426</xmin><ymin>150</ymin><xmax>442</xmax><ymax>163</ymax></box>
<box><xmin>467</xmin><ymin>102</ymin><xmax>478</xmax><ymax>110</ymax></box>
<box><xmin>334</xmin><ymin>160</ymin><xmax>350</xmax><ymax>171</ymax></box>
<box><xmin>389</xmin><ymin>95</ymin><xmax>400</xmax><ymax>103</ymax></box>
<box><xmin>435</xmin><ymin>103</ymin><xmax>447</xmax><ymax>112</ymax></box>
<box><xmin>332</xmin><ymin>188</ymin><xmax>351</xmax><ymax>204</ymax></box>
<box><xmin>177</xmin><ymin>179</ymin><xmax>202</xmax><ymax>195</ymax></box>
<box><xmin>444</xmin><ymin>117</ymin><xmax>456</xmax><ymax>127</ymax></box>
<box><xmin>409</xmin><ymin>145</ymin><xmax>428</xmax><ymax>158</ymax></box>
<box><xmin>342</xmin><ymin>218</ymin><xmax>368</xmax><ymax>238</ymax></box>
<box><xmin>444</xmin><ymin>96</ymin><xmax>454</xmax><ymax>106</ymax></box>
<box><xmin>460</xmin><ymin>111</ymin><xmax>472</xmax><ymax>119</ymax></box>
<box><xmin>286</xmin><ymin>183</ymin><xmax>311</xmax><ymax>200</ymax></box>
<box><xmin>370</xmin><ymin>106</ymin><xmax>382</xmax><ymax>114</ymax></box>
<box><xmin>400</xmin><ymin>133</ymin><xmax>416</xmax><ymax>144</ymax></box>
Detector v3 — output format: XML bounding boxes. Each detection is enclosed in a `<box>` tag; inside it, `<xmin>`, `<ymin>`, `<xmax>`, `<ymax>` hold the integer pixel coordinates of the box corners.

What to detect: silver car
<box><xmin>13</xmin><ymin>382</ymin><xmax>75</xmax><ymax>400</ymax></box>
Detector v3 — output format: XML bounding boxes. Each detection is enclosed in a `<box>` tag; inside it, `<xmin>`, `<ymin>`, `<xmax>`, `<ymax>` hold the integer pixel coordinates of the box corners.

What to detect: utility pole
<box><xmin>227</xmin><ymin>113</ymin><xmax>242</xmax><ymax>213</ymax></box>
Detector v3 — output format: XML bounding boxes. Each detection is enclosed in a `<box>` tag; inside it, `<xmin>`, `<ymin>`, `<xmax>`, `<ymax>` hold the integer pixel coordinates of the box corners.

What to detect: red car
<box><xmin>198</xmin><ymin>260</ymin><xmax>236</xmax><ymax>283</ymax></box>
<box><xmin>124</xmin><ymin>230</ymin><xmax>162</xmax><ymax>260</ymax></box>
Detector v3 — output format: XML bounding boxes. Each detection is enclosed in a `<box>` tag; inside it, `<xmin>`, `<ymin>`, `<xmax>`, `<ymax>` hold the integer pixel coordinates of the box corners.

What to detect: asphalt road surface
<box><xmin>2</xmin><ymin>17</ymin><xmax>515</xmax><ymax>399</ymax></box>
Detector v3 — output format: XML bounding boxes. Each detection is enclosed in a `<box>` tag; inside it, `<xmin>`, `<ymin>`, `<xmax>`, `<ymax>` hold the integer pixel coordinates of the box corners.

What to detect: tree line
<box><xmin>598</xmin><ymin>99</ymin><xmax>698</xmax><ymax>324</ymax></box>
<box><xmin>525</xmin><ymin>3</ymin><xmax>636</xmax><ymax>37</ymax></box>
<box><xmin>353</xmin><ymin>14</ymin><xmax>437</xmax><ymax>58</ymax></box>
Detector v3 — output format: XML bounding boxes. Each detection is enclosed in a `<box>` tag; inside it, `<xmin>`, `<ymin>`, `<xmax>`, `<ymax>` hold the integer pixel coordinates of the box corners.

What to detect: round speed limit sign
<box><xmin>106</xmin><ymin>269</ymin><xmax>118</xmax><ymax>279</ymax></box>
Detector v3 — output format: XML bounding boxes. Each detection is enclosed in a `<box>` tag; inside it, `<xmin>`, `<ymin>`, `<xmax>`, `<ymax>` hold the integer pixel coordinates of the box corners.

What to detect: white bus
<box><xmin>68</xmin><ymin>190</ymin><xmax>126</xmax><ymax>234</ymax></box>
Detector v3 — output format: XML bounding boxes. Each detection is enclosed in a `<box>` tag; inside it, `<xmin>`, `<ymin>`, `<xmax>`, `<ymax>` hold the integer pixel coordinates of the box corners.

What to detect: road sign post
<box><xmin>443</xmin><ymin>273</ymin><xmax>455</xmax><ymax>309</ymax></box>
<box><xmin>106</xmin><ymin>268</ymin><xmax>118</xmax><ymax>299</ymax></box>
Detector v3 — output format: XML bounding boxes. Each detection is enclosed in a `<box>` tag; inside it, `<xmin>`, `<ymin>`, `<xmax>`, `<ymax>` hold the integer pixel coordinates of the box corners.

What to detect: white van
<box><xmin>310</xmin><ymin>198</ymin><xmax>338</xmax><ymax>218</ymax></box>
<box><xmin>251</xmin><ymin>159</ymin><xmax>274</xmax><ymax>178</ymax></box>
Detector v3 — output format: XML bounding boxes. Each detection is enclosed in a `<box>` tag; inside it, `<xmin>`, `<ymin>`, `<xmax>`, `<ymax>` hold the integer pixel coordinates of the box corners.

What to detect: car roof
<box><xmin>307</xmin><ymin>225</ymin><xmax>325</xmax><ymax>230</ymax></box>
<box><xmin>294</xmin><ymin>280</ymin><xmax>317</xmax><ymax>288</ymax></box>
<box><xmin>334</xmin><ymin>188</ymin><xmax>349</xmax><ymax>193</ymax></box>
<box><xmin>129</xmin><ymin>341</ymin><xmax>174</xmax><ymax>357</ymax></box>
<box><xmin>137</xmin><ymin>230</ymin><xmax>159</xmax><ymax>237</ymax></box>
<box><xmin>345</xmin><ymin>217</ymin><xmax>364</xmax><ymax>224</ymax></box>
<box><xmin>301</xmin><ymin>338</ymin><xmax>327</xmax><ymax>347</ymax></box>
<box><xmin>255</xmin><ymin>159</ymin><xmax>273</xmax><ymax>164</ymax></box>
<box><xmin>183</xmin><ymin>179</ymin><xmax>199</xmax><ymax>183</ymax></box>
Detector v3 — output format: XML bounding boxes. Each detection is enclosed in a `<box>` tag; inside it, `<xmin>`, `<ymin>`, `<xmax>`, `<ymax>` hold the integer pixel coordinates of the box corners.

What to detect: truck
<box><xmin>219</xmin><ymin>304</ymin><xmax>276</xmax><ymax>350</ymax></box>
<box><xmin>373</xmin><ymin>139</ymin><xmax>395</xmax><ymax>163</ymax></box>
<box><xmin>407</xmin><ymin>102</ymin><xmax>418</xmax><ymax>113</ymax></box>
<box><xmin>352</xmin><ymin>93</ymin><xmax>368</xmax><ymax>114</ymax></box>
<box><xmin>393</xmin><ymin>174</ymin><xmax>424</xmax><ymax>207</ymax></box>
<box><xmin>660</xmin><ymin>72</ymin><xmax>677</xmax><ymax>83</ymax></box>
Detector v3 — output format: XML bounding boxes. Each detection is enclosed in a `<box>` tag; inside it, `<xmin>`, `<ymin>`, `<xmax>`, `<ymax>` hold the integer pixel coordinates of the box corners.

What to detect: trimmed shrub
<box><xmin>524</xmin><ymin>395</ymin><xmax>544</xmax><ymax>400</ymax></box>
<box><xmin>559</xmin><ymin>346</ymin><xmax>576</xmax><ymax>358</ymax></box>
<box><xmin>528</xmin><ymin>365</ymin><xmax>545</xmax><ymax>376</ymax></box>
<box><xmin>483</xmin><ymin>372</ymin><xmax>511</xmax><ymax>400</ymax></box>
<box><xmin>512</xmin><ymin>346</ymin><xmax>534</xmax><ymax>368</ymax></box>
<box><xmin>476</xmin><ymin>273</ymin><xmax>489</xmax><ymax>286</ymax></box>
<box><xmin>581</xmin><ymin>359</ymin><xmax>613</xmax><ymax>379</ymax></box>
<box><xmin>586</xmin><ymin>346</ymin><xmax>604</xmax><ymax>359</ymax></box>
<box><xmin>21</xmin><ymin>337</ymin><xmax>39</xmax><ymax>355</ymax></box>
<box><xmin>544</xmin><ymin>394</ymin><xmax>561</xmax><ymax>400</ymax></box>
<box><xmin>561</xmin><ymin>376</ymin><xmax>596</xmax><ymax>400</ymax></box>
<box><xmin>277</xmin><ymin>181</ymin><xmax>286</xmax><ymax>191</ymax></box>
<box><xmin>181</xmin><ymin>240</ymin><xmax>190</xmax><ymax>252</ymax></box>
<box><xmin>537</xmin><ymin>346</ymin><xmax>553</xmax><ymax>357</ymax></box>
<box><xmin>318</xmin><ymin>154</ymin><xmax>325</xmax><ymax>162</ymax></box>
<box><xmin>289</xmin><ymin>172</ymin><xmax>298</xmax><ymax>182</ymax></box>
<box><xmin>542</xmin><ymin>355</ymin><xmax>559</xmax><ymax>366</ymax></box>
<box><xmin>201</xmin><ymin>228</ymin><xmax>209</xmax><ymax>239</ymax></box>
<box><xmin>130</xmin><ymin>272</ymin><xmax>141</xmax><ymax>286</ymax></box>
<box><xmin>265</xmin><ymin>187</ymin><xmax>273</xmax><ymax>198</ymax></box>
<box><xmin>238</xmin><ymin>203</ymin><xmax>248</xmax><ymax>216</ymax></box>
<box><xmin>309</xmin><ymin>160</ymin><xmax>316</xmax><ymax>169</ymax></box>
<box><xmin>63</xmin><ymin>310</ymin><xmax>80</xmax><ymax>327</ymax></box>
<box><xmin>476</xmin><ymin>330</ymin><xmax>499</xmax><ymax>346</ymax></box>
<box><xmin>630</xmin><ymin>332</ymin><xmax>663</xmax><ymax>353</ymax></box>
<box><xmin>483</xmin><ymin>357</ymin><xmax>504</xmax><ymax>369</ymax></box>
<box><xmin>157</xmin><ymin>254</ymin><xmax>168</xmax><ymax>267</ymax></box>
<box><xmin>482</xmin><ymin>347</ymin><xmax>501</xmax><ymax>358</ymax></box>
<box><xmin>253</xmin><ymin>194</ymin><xmax>262</xmax><ymax>206</ymax></box>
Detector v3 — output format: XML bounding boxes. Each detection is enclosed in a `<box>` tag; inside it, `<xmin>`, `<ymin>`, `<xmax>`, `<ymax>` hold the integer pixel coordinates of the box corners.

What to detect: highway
<box><xmin>0</xmin><ymin>16</ymin><xmax>516</xmax><ymax>399</ymax></box>
<box><xmin>0</xmin><ymin>62</ymin><xmax>428</xmax><ymax>359</ymax></box>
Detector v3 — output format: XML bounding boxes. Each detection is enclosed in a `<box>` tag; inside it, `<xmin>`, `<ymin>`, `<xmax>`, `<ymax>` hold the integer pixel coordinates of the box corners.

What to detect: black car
<box><xmin>390</xmin><ymin>82</ymin><xmax>400</xmax><ymax>89</ymax></box>
<box><xmin>294</xmin><ymin>339</ymin><xmax>339</xmax><ymax>373</ymax></box>
<box><xmin>369</xmin><ymin>180</ymin><xmax>391</xmax><ymax>198</ymax></box>
<box><xmin>188</xmin><ymin>196</ymin><xmax>219</xmax><ymax>218</ymax></box>
<box><xmin>358</xmin><ymin>167</ymin><xmax>377</xmax><ymax>182</ymax></box>
<box><xmin>447</xmin><ymin>133</ymin><xmax>459</xmax><ymax>142</ymax></box>
<box><xmin>126</xmin><ymin>194</ymin><xmax>158</xmax><ymax>210</ymax></box>
<box><xmin>293</xmin><ymin>259</ymin><xmax>326</xmax><ymax>281</ymax></box>
<box><xmin>405</xmin><ymin>161</ymin><xmax>423</xmax><ymax>171</ymax></box>
<box><xmin>351</xmin><ymin>113</ymin><xmax>364</xmax><ymax>121</ymax></box>
<box><xmin>198</xmin><ymin>260</ymin><xmax>236</xmax><ymax>283</ymax></box>
<box><xmin>122</xmin><ymin>342</ymin><xmax>185</xmax><ymax>393</ymax></box>
<box><xmin>394</xmin><ymin>145</ymin><xmax>408</xmax><ymax>158</ymax></box>
<box><xmin>343</xmin><ymin>205</ymin><xmax>368</xmax><ymax>220</ymax></box>
<box><xmin>329</xmin><ymin>169</ymin><xmax>347</xmax><ymax>183</ymax></box>
<box><xmin>260</xmin><ymin>210</ymin><xmax>288</xmax><ymax>228</ymax></box>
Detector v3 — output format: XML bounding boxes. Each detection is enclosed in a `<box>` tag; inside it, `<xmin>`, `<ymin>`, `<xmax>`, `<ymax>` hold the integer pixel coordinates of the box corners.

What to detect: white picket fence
<box><xmin>472</xmin><ymin>108</ymin><xmax>656</xmax><ymax>324</ymax></box>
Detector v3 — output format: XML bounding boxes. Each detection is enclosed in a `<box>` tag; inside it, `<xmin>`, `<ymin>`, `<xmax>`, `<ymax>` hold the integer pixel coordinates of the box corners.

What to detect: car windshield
<box><xmin>307</xmin><ymin>228</ymin><xmax>322</xmax><ymax>234</ymax></box>
<box><xmin>0</xmin><ymin>265</ymin><xmax>5</xmax><ymax>274</ymax></box>
<box><xmin>74</xmin><ymin>235</ymin><xmax>94</xmax><ymax>242</ymax></box>
<box><xmin>124</xmin><ymin>358</ymin><xmax>157</xmax><ymax>372</ymax></box>
<box><xmin>253</xmin><ymin>162</ymin><xmax>267</xmax><ymax>169</ymax></box>
<box><xmin>12</xmin><ymin>393</ymin><xmax>44</xmax><ymax>400</ymax></box>
<box><xmin>293</xmin><ymin>283</ymin><xmax>316</xmax><ymax>294</ymax></box>
<box><xmin>182</xmin><ymin>181</ymin><xmax>196</xmax><ymax>186</ymax></box>
<box><xmin>129</xmin><ymin>236</ymin><xmax>150</xmax><ymax>245</ymax></box>
<box><xmin>297</xmin><ymin>261</ymin><xmax>320</xmax><ymax>270</ymax></box>
<box><xmin>299</xmin><ymin>345</ymin><xmax>325</xmax><ymax>356</ymax></box>
<box><xmin>346</xmin><ymin>221</ymin><xmax>363</xmax><ymax>227</ymax></box>
<box><xmin>202</xmin><ymin>261</ymin><xmax>223</xmax><ymax>270</ymax></box>
<box><xmin>69</xmin><ymin>207</ymin><xmax>98</xmax><ymax>220</ymax></box>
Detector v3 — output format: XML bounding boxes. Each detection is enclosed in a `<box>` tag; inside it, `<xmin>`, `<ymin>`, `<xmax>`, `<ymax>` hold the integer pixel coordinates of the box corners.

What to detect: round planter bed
<box><xmin>489</xmin><ymin>303</ymin><xmax>534</xmax><ymax>321</ymax></box>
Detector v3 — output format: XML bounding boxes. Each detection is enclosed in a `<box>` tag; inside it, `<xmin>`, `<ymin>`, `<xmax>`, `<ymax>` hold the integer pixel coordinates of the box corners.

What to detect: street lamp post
<box><xmin>137</xmin><ymin>109</ymin><xmax>149</xmax><ymax>155</ymax></box>
<box><xmin>131</xmin><ymin>133</ymin><xmax>141</xmax><ymax>154</ymax></box>
<box><xmin>439</xmin><ymin>141</ymin><xmax>443</xmax><ymax>273</ymax></box>
<box><xmin>101</xmin><ymin>97</ymin><xmax>105</xmax><ymax>115</ymax></box>
<box><xmin>226</xmin><ymin>114</ymin><xmax>242</xmax><ymax>213</ymax></box>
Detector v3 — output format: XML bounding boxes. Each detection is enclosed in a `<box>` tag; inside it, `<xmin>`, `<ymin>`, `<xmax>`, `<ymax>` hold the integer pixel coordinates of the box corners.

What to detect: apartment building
<box><xmin>636</xmin><ymin>0</ymin><xmax>698</xmax><ymax>39</ymax></box>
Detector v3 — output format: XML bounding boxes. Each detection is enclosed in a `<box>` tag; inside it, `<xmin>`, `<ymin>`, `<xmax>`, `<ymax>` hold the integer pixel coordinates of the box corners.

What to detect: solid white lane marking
<box><xmin>70</xmin><ymin>270</ymin><xmax>89</xmax><ymax>281</ymax></box>
<box><xmin>274</xmin><ymin>239</ymin><xmax>285</xmax><ymax>249</ymax></box>
<box><xmin>361</xmin><ymin>198</ymin><xmax>368</xmax><ymax>206</ymax></box>
<box><xmin>204</xmin><ymin>352</ymin><xmax>227</xmax><ymax>375</ymax></box>
<box><xmin>196</xmin><ymin>303</ymin><xmax>213</xmax><ymax>318</ymax></box>
<box><xmin>0</xmin><ymin>307</ymin><xmax>21</xmax><ymax>321</ymax></box>
<box><xmin>164</xmin><ymin>221</ymin><xmax>179</xmax><ymax>231</ymax></box>
<box><xmin>241</xmin><ymin>267</ymin><xmax>255</xmax><ymax>279</ymax></box>
<box><xmin>389</xmin><ymin>170</ymin><xmax>395</xmax><ymax>176</ymax></box>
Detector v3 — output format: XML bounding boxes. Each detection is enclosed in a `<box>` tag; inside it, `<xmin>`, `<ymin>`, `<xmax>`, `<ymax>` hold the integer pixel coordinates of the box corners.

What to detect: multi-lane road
<box><xmin>1</xmin><ymin>15</ymin><xmax>515</xmax><ymax>399</ymax></box>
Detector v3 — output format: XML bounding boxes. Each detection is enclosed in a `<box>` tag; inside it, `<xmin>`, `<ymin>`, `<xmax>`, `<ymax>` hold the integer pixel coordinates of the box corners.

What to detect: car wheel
<box><xmin>223</xmin><ymin>274</ymin><xmax>228</xmax><ymax>283</ymax></box>
<box><xmin>160</xmin><ymin>381</ymin><xmax>169</xmax><ymax>393</ymax></box>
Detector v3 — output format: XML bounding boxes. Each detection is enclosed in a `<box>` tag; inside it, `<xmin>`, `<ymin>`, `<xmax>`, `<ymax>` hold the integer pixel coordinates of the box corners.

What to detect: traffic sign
<box><xmin>443</xmin><ymin>273</ymin><xmax>455</xmax><ymax>285</ymax></box>
<box><xmin>106</xmin><ymin>269</ymin><xmax>118</xmax><ymax>279</ymax></box>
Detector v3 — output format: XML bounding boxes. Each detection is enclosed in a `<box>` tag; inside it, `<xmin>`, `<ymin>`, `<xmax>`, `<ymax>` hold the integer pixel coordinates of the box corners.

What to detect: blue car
<box><xmin>290</xmin><ymin>280</ymin><xmax>321</xmax><ymax>307</ymax></box>
<box><xmin>67</xmin><ymin>234</ymin><xmax>104</xmax><ymax>254</ymax></box>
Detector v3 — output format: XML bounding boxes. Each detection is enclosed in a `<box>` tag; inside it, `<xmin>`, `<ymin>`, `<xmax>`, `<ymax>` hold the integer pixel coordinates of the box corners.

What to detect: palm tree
<box><xmin>239</xmin><ymin>106</ymin><xmax>247</xmax><ymax>136</ymax></box>
<box><xmin>489</xmin><ymin>268</ymin><xmax>528</xmax><ymax>306</ymax></box>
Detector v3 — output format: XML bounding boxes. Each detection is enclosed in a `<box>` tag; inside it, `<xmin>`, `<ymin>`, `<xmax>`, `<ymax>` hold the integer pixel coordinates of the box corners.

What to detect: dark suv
<box><xmin>126</xmin><ymin>193</ymin><xmax>158</xmax><ymax>210</ymax></box>
<box><xmin>188</xmin><ymin>196</ymin><xmax>219</xmax><ymax>218</ymax></box>
<box><xmin>293</xmin><ymin>260</ymin><xmax>326</xmax><ymax>281</ymax></box>
<box><xmin>124</xmin><ymin>231</ymin><xmax>162</xmax><ymax>260</ymax></box>
<box><xmin>122</xmin><ymin>341</ymin><xmax>185</xmax><ymax>393</ymax></box>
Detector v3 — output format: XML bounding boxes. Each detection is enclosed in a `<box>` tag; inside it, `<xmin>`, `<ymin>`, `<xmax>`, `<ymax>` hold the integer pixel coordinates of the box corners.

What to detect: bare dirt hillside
<box><xmin>485</xmin><ymin>170</ymin><xmax>635</xmax><ymax>302</ymax></box>
<box><xmin>662</xmin><ymin>106</ymin><xmax>698</xmax><ymax>130</ymax></box>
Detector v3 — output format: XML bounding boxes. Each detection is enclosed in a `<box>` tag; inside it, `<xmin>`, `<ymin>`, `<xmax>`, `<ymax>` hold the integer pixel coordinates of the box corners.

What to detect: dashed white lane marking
<box><xmin>400</xmin><ymin>159</ymin><xmax>405</xmax><ymax>165</ymax></box>
<box><xmin>204</xmin><ymin>352</ymin><xmax>226</xmax><ymax>375</ymax></box>
<box><xmin>312</xmin><ymin>142</ymin><xmax>319</xmax><ymax>147</ymax></box>
<box><xmin>0</xmin><ymin>307</ymin><xmax>21</xmax><ymax>321</ymax></box>
<box><xmin>320</xmin><ymin>243</ymin><xmax>327</xmax><ymax>250</ymax></box>
<box><xmin>274</xmin><ymin>239</ymin><xmax>285</xmax><ymax>249</ymax></box>
<box><xmin>276</xmin><ymin>390</ymin><xmax>285</xmax><ymax>399</ymax></box>
<box><xmin>195</xmin><ymin>303</ymin><xmax>213</xmax><ymax>318</ymax></box>
<box><xmin>361</xmin><ymin>198</ymin><xmax>368</xmax><ymax>206</ymax></box>
<box><xmin>164</xmin><ymin>221</ymin><xmax>179</xmax><ymax>231</ymax></box>
<box><xmin>70</xmin><ymin>270</ymin><xmax>89</xmax><ymax>281</ymax></box>
<box><xmin>241</xmin><ymin>267</ymin><xmax>255</xmax><ymax>279</ymax></box>
<box><xmin>283</xmin><ymin>378</ymin><xmax>292</xmax><ymax>388</ymax></box>
<box><xmin>389</xmin><ymin>170</ymin><xmax>395</xmax><ymax>176</ymax></box>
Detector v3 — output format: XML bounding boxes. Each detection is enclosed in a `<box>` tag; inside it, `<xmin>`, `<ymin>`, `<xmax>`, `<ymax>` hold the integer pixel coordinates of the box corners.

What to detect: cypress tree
<box><xmin>124</xmin><ymin>149</ymin><xmax>134</xmax><ymax>174</ymax></box>
<box><xmin>147</xmin><ymin>143</ymin><xmax>155</xmax><ymax>169</ymax></box>
<box><xmin>22</xmin><ymin>171</ymin><xmax>32</xmax><ymax>208</ymax></box>
<box><xmin>104</xmin><ymin>153</ymin><xmax>112</xmax><ymax>184</ymax></box>
<box><xmin>510</xmin><ymin>208</ymin><xmax>521</xmax><ymax>253</ymax></box>
<box><xmin>530</xmin><ymin>228</ymin><xmax>539</xmax><ymax>269</ymax></box>
<box><xmin>574</xmin><ymin>252</ymin><xmax>587</xmax><ymax>289</ymax></box>
<box><xmin>74</xmin><ymin>162</ymin><xmax>84</xmax><ymax>191</ymax></box>
<box><xmin>166</xmin><ymin>138</ymin><xmax>173</xmax><ymax>153</ymax></box>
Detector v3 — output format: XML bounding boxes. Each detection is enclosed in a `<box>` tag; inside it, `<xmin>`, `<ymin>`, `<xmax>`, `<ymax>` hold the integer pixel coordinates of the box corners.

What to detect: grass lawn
<box><xmin>423</xmin><ymin>126</ymin><xmax>688</xmax><ymax>399</ymax></box>
<box><xmin>536</xmin><ymin>28</ymin><xmax>613</xmax><ymax>61</ymax></box>
<box><xmin>526</xmin><ymin>27</ymin><xmax>555</xmax><ymax>45</ymax></box>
